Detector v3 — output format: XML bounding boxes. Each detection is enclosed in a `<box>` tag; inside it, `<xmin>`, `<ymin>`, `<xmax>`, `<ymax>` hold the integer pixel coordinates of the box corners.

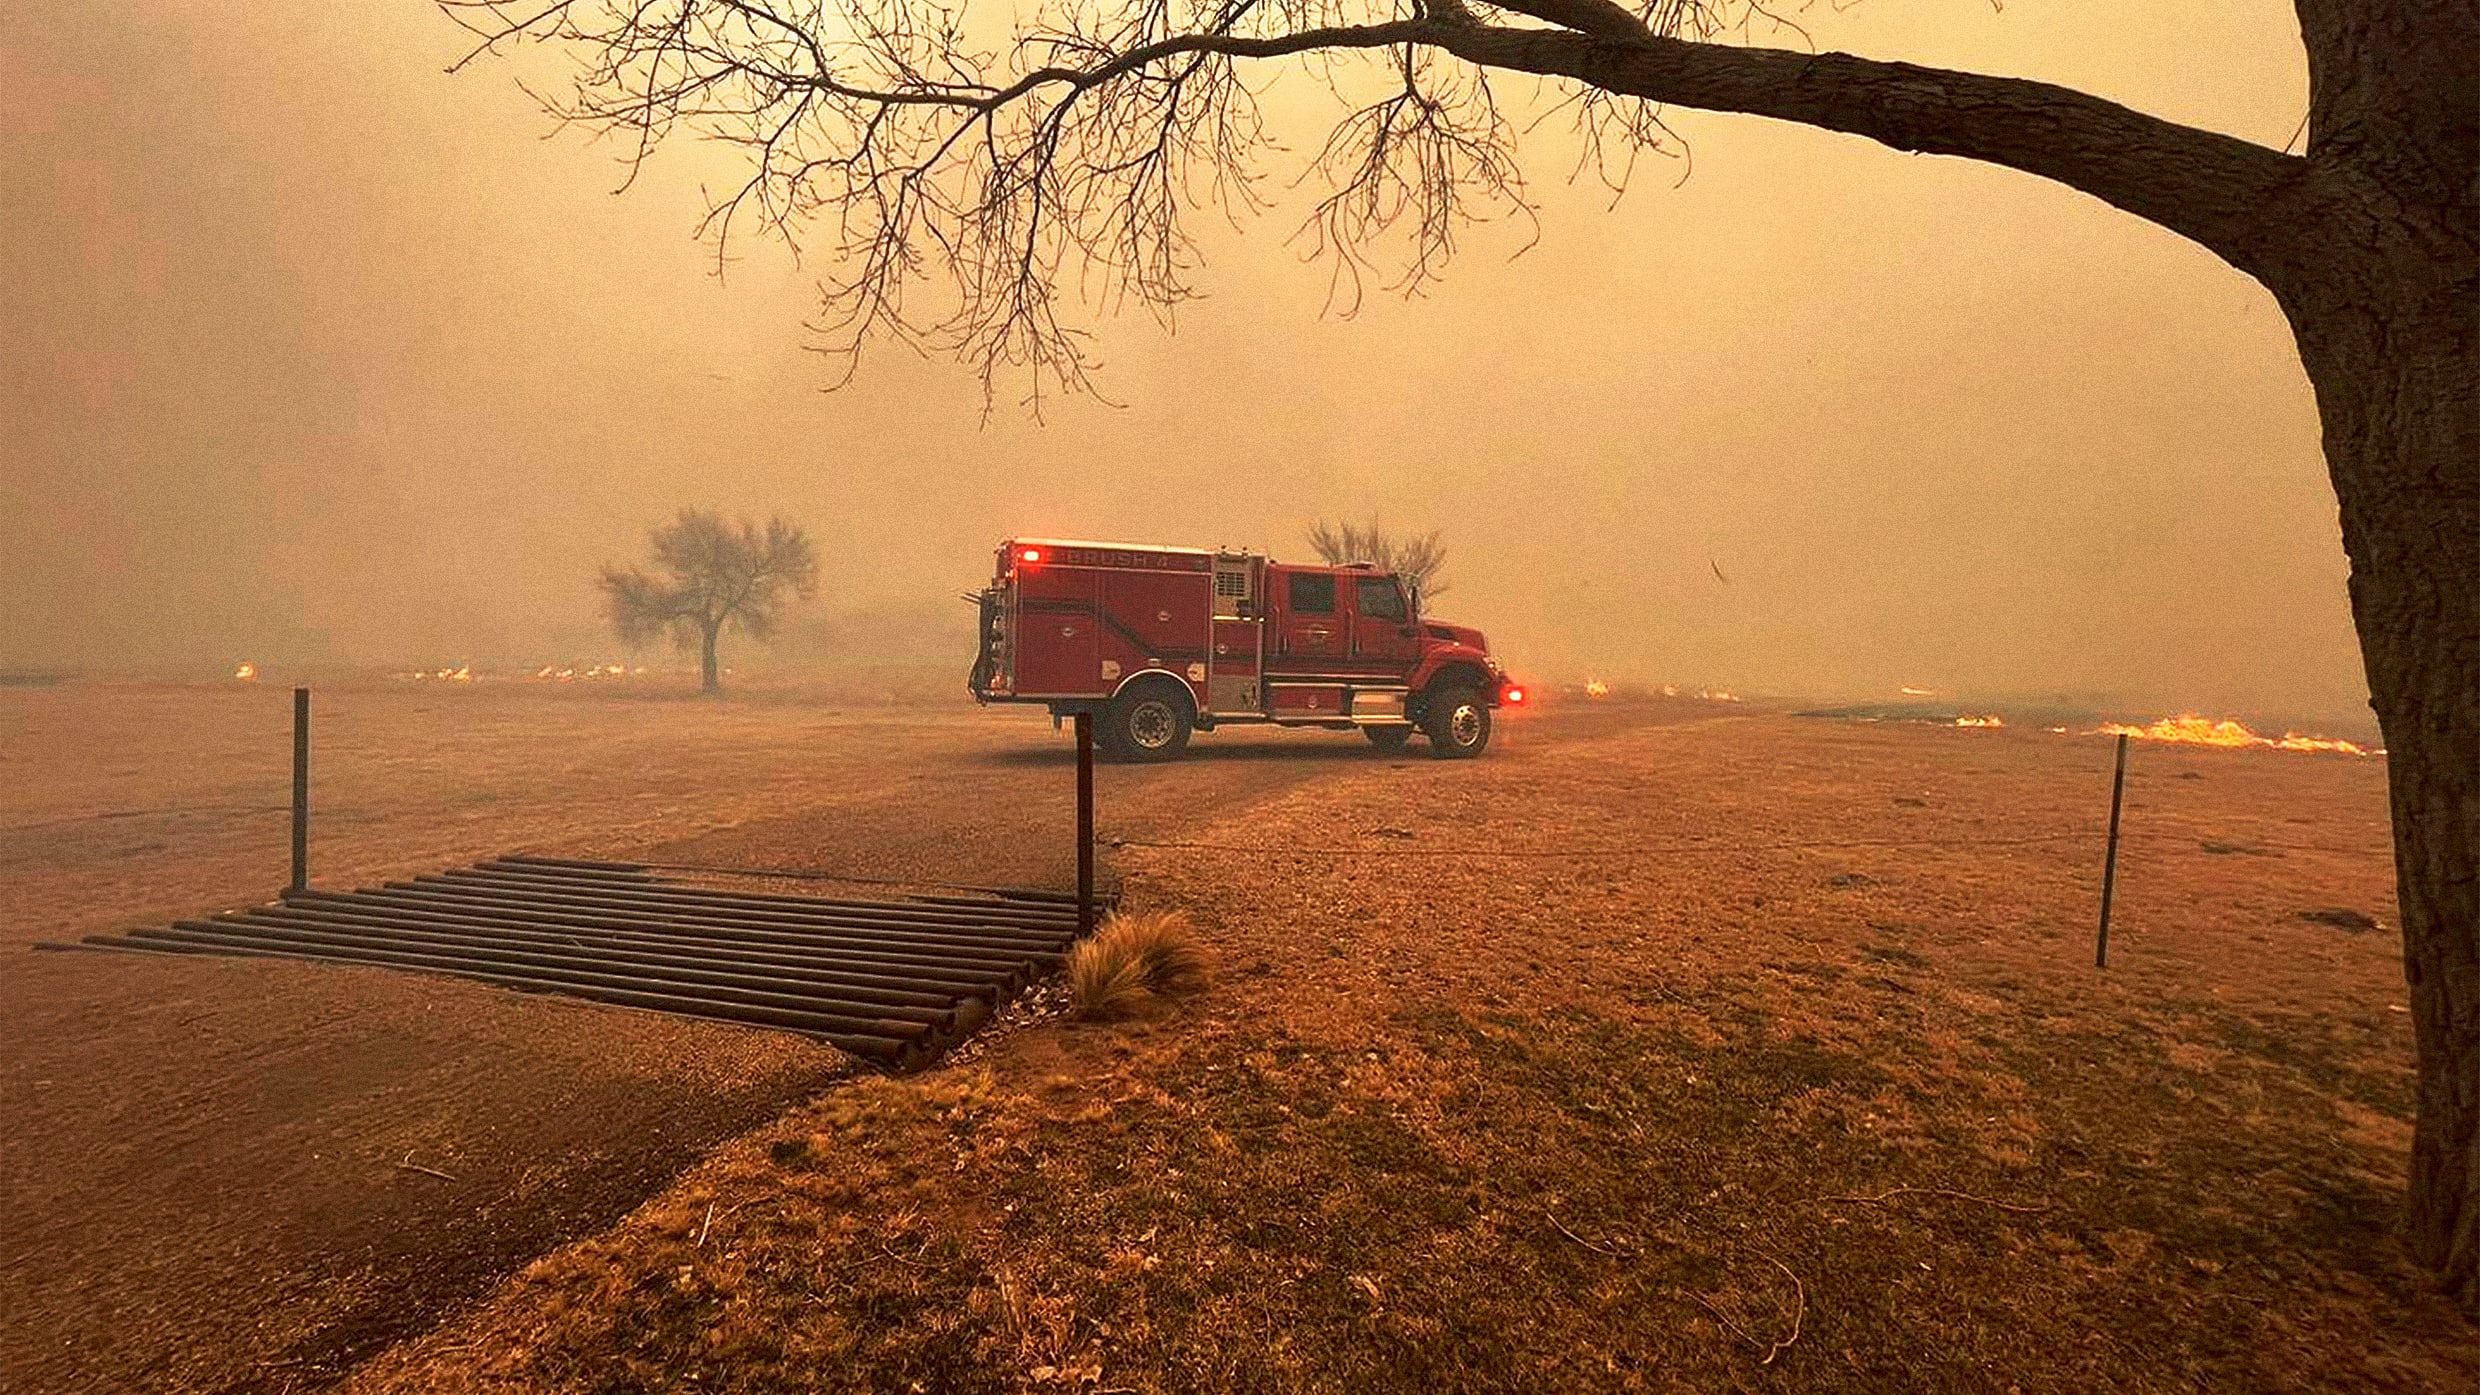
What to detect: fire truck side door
<box><xmin>1276</xmin><ymin>569</ymin><xmax>1344</xmax><ymax>666</ymax></box>
<box><xmin>1014</xmin><ymin>563</ymin><xmax>1102</xmax><ymax>694</ymax></box>
<box><xmin>1348</xmin><ymin>575</ymin><xmax>1419</xmax><ymax>675</ymax></box>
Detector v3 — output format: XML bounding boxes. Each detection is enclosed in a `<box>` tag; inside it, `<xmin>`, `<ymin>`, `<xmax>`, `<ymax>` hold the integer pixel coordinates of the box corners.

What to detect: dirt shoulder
<box><xmin>340</xmin><ymin>708</ymin><xmax>2467</xmax><ymax>1394</ymax></box>
<box><xmin>0</xmin><ymin>952</ymin><xmax>846</xmax><ymax>1395</ymax></box>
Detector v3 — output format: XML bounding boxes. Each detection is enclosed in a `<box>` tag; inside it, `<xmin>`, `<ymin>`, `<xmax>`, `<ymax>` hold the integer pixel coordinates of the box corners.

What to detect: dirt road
<box><xmin>1</xmin><ymin>681</ymin><xmax>1471</xmax><ymax>1395</ymax></box>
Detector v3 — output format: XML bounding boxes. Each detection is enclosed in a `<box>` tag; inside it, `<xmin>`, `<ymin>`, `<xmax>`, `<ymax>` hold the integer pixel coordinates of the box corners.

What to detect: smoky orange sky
<box><xmin>1</xmin><ymin>2</ymin><xmax>2371</xmax><ymax>726</ymax></box>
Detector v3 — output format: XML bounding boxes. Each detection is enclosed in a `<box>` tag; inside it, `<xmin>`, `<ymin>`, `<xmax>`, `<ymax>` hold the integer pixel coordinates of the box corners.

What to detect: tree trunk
<box><xmin>2281</xmin><ymin>223</ymin><xmax>2480</xmax><ymax>1309</ymax></box>
<box><xmin>700</xmin><ymin>624</ymin><xmax>721</xmax><ymax>694</ymax></box>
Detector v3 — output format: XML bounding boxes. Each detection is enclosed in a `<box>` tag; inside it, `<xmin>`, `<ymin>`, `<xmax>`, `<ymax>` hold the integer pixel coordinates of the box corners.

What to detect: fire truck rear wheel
<box><xmin>1422</xmin><ymin>684</ymin><xmax>1491</xmax><ymax>759</ymax></box>
<box><xmin>1105</xmin><ymin>685</ymin><xmax>1193</xmax><ymax>762</ymax></box>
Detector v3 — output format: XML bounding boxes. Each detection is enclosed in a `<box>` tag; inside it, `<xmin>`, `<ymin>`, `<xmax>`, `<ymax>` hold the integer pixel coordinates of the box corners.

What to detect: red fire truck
<box><xmin>967</xmin><ymin>538</ymin><xmax>1522</xmax><ymax>760</ymax></box>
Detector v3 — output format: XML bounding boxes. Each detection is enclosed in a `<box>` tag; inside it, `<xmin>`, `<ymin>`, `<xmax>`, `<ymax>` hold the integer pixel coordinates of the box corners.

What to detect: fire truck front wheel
<box><xmin>1103</xmin><ymin>684</ymin><xmax>1194</xmax><ymax>762</ymax></box>
<box><xmin>1422</xmin><ymin>684</ymin><xmax>1492</xmax><ymax>759</ymax></box>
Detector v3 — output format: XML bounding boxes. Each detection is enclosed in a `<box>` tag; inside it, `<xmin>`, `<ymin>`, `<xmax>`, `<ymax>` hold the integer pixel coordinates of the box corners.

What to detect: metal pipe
<box><xmin>407</xmin><ymin>875</ymin><xmax>1073</xmax><ymax>946</ymax></box>
<box><xmin>494</xmin><ymin>854</ymin><xmax>653</xmax><ymax>874</ymax></box>
<box><xmin>507</xmin><ymin>852</ymin><xmax>1092</xmax><ymax>910</ymax></box>
<box><xmin>288</xmin><ymin>890</ymin><xmax>1053</xmax><ymax>980</ymax></box>
<box><xmin>440</xmin><ymin>868</ymin><xmax>1078</xmax><ymax>932</ymax></box>
<box><xmin>391</xmin><ymin>879</ymin><xmax>1069</xmax><ymax>954</ymax></box>
<box><xmin>139</xmin><ymin>924</ymin><xmax>940</xmax><ymax>1038</ymax></box>
<box><xmin>278</xmin><ymin>892</ymin><xmax>1048</xmax><ymax>983</ymax></box>
<box><xmin>254</xmin><ymin>901</ymin><xmax>994</xmax><ymax>1000</ymax></box>
<box><xmin>263</xmin><ymin>897</ymin><xmax>1027</xmax><ymax>989</ymax></box>
<box><xmin>206</xmin><ymin>912</ymin><xmax>968</xmax><ymax>1013</ymax></box>
<box><xmin>472</xmin><ymin>860</ymin><xmax>1082</xmax><ymax>922</ymax></box>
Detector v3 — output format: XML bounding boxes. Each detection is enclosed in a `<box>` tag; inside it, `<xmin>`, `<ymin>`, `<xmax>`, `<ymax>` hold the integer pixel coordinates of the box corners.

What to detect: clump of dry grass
<box><xmin>1067</xmin><ymin>909</ymin><xmax>1209</xmax><ymax>1020</ymax></box>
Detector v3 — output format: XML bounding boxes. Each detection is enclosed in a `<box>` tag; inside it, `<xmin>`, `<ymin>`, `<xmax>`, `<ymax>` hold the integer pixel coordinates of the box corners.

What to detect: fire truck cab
<box><xmin>968</xmin><ymin>538</ymin><xmax>1521</xmax><ymax>760</ymax></box>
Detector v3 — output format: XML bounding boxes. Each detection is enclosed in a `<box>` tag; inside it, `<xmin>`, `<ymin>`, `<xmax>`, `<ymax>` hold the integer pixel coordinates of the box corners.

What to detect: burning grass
<box><xmin>339</xmin><ymin>711</ymin><xmax>2463</xmax><ymax>1394</ymax></box>
<box><xmin>2099</xmin><ymin>714</ymin><xmax>2373</xmax><ymax>755</ymax></box>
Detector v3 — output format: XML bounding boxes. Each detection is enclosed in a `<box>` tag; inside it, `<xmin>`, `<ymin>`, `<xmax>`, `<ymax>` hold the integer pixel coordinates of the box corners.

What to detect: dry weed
<box><xmin>1068</xmin><ymin>909</ymin><xmax>1209</xmax><ymax>1020</ymax></box>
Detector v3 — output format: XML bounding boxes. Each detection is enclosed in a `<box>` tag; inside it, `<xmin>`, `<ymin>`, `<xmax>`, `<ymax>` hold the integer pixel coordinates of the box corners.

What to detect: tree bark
<box><xmin>2278</xmin><ymin>223</ymin><xmax>2480</xmax><ymax>1308</ymax></box>
<box><xmin>700</xmin><ymin>623</ymin><xmax>721</xmax><ymax>693</ymax></box>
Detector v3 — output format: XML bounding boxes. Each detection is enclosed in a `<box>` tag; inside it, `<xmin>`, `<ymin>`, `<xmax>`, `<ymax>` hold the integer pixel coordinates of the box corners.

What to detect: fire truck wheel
<box><xmin>1106</xmin><ymin>684</ymin><xmax>1193</xmax><ymax>761</ymax></box>
<box><xmin>1422</xmin><ymin>684</ymin><xmax>1491</xmax><ymax>759</ymax></box>
<box><xmin>1364</xmin><ymin>725</ymin><xmax>1413</xmax><ymax>752</ymax></box>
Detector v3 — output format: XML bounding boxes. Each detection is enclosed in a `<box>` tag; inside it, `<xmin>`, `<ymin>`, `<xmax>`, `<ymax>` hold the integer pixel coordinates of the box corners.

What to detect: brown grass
<box><xmin>1068</xmin><ymin>909</ymin><xmax>1210</xmax><ymax>1019</ymax></box>
<box><xmin>324</xmin><ymin>706</ymin><xmax>2470</xmax><ymax>1395</ymax></box>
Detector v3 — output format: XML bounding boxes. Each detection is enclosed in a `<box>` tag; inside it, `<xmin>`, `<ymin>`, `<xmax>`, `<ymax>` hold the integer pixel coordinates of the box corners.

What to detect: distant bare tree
<box><xmin>1306</xmin><ymin>518</ymin><xmax>1448</xmax><ymax>606</ymax></box>
<box><xmin>447</xmin><ymin>0</ymin><xmax>2477</xmax><ymax>1302</ymax></box>
<box><xmin>599</xmin><ymin>510</ymin><xmax>819</xmax><ymax>693</ymax></box>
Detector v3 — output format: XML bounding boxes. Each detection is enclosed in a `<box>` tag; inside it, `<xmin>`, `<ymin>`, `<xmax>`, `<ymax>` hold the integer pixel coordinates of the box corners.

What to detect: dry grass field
<box><xmin>6</xmin><ymin>680</ymin><xmax>2465</xmax><ymax>1393</ymax></box>
<box><xmin>335</xmin><ymin>695</ymin><xmax>2455</xmax><ymax>1394</ymax></box>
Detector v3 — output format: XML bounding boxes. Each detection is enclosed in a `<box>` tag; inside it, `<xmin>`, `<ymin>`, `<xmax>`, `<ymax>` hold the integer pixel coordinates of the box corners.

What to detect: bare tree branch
<box><xmin>440</xmin><ymin>0</ymin><xmax>2311</xmax><ymax>407</ymax></box>
<box><xmin>1307</xmin><ymin>516</ymin><xmax>1450</xmax><ymax>600</ymax></box>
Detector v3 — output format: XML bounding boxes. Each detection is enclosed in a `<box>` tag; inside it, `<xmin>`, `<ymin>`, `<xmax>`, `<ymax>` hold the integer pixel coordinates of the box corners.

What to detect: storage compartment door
<box><xmin>1014</xmin><ymin>567</ymin><xmax>1102</xmax><ymax>695</ymax></box>
<box><xmin>1268</xmin><ymin>682</ymin><xmax>1348</xmax><ymax>718</ymax></box>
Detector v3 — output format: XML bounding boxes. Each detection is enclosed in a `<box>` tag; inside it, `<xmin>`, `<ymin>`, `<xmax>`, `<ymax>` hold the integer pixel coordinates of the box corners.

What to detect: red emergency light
<box><xmin>1504</xmin><ymin>685</ymin><xmax>1526</xmax><ymax>706</ymax></box>
<box><xmin>1018</xmin><ymin>547</ymin><xmax>1044</xmax><ymax>564</ymax></box>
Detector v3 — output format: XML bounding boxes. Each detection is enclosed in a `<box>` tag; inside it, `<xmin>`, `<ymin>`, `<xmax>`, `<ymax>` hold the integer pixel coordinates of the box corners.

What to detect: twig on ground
<box><xmin>394</xmin><ymin>1150</ymin><xmax>455</xmax><ymax>1181</ymax></box>
<box><xmin>1759</xmin><ymin>1254</ymin><xmax>1804</xmax><ymax>1365</ymax></box>
<box><xmin>1543</xmin><ymin>1208</ymin><xmax>1626</xmax><ymax>1257</ymax></box>
<box><xmin>1826</xmin><ymin>1185</ymin><xmax>2050</xmax><ymax>1214</ymax></box>
<box><xmin>1692</xmin><ymin>1292</ymin><xmax>1765</xmax><ymax>1350</ymax></box>
<box><xmin>695</xmin><ymin>1202</ymin><xmax>717</xmax><ymax>1248</ymax></box>
<box><xmin>1694</xmin><ymin>1253</ymin><xmax>1804</xmax><ymax>1365</ymax></box>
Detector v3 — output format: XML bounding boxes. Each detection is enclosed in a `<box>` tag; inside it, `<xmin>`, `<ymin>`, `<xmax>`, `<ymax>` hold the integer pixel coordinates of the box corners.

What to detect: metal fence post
<box><xmin>291</xmin><ymin>686</ymin><xmax>311</xmax><ymax>894</ymax></box>
<box><xmin>1075</xmin><ymin>711</ymin><xmax>1095</xmax><ymax>938</ymax></box>
<box><xmin>2096</xmin><ymin>732</ymin><xmax>2128</xmax><ymax>968</ymax></box>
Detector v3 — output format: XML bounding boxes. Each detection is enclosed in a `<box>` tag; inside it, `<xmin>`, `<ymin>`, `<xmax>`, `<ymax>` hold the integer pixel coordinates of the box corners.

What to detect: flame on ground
<box><xmin>1900</xmin><ymin>685</ymin><xmax>1934</xmax><ymax>697</ymax></box>
<box><xmin>1953</xmin><ymin>714</ymin><xmax>2004</xmax><ymax>728</ymax></box>
<box><xmin>2097</xmin><ymin>715</ymin><xmax>2370</xmax><ymax>756</ymax></box>
<box><xmin>1584</xmin><ymin>678</ymin><xmax>1611</xmax><ymax>699</ymax></box>
<box><xmin>232</xmin><ymin>662</ymin><xmax>257</xmax><ymax>682</ymax></box>
<box><xmin>408</xmin><ymin>666</ymin><xmax>474</xmax><ymax>682</ymax></box>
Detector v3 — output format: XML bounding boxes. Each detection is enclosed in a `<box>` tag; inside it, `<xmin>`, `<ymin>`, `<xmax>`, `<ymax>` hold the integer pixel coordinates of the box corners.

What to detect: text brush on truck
<box><xmin>967</xmin><ymin>538</ymin><xmax>1524</xmax><ymax>760</ymax></box>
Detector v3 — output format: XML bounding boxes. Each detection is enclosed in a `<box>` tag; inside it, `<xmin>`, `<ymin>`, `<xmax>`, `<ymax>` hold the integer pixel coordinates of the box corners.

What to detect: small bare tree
<box><xmin>1306</xmin><ymin>518</ymin><xmax>1449</xmax><ymax>606</ymax></box>
<box><xmin>599</xmin><ymin>510</ymin><xmax>819</xmax><ymax>693</ymax></box>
